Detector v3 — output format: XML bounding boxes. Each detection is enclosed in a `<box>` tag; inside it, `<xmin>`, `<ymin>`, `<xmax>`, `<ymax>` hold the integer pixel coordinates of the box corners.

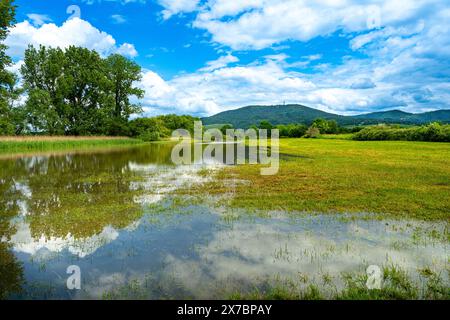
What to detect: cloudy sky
<box><xmin>6</xmin><ymin>0</ymin><xmax>450</xmax><ymax>116</ymax></box>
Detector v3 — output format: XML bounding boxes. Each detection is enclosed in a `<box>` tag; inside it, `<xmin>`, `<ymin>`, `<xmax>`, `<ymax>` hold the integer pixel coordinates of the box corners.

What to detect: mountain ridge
<box><xmin>202</xmin><ymin>104</ymin><xmax>450</xmax><ymax>128</ymax></box>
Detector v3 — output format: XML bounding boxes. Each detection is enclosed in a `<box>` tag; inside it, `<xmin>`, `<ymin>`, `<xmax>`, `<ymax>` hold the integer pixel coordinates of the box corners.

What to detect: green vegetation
<box><xmin>128</xmin><ymin>114</ymin><xmax>200</xmax><ymax>141</ymax></box>
<box><xmin>230</xmin><ymin>265</ymin><xmax>449</xmax><ymax>300</ymax></box>
<box><xmin>276</xmin><ymin>124</ymin><xmax>308</xmax><ymax>138</ymax></box>
<box><xmin>0</xmin><ymin>3</ymin><xmax>197</xmax><ymax>141</ymax></box>
<box><xmin>311</xmin><ymin>118</ymin><xmax>339</xmax><ymax>134</ymax></box>
<box><xmin>0</xmin><ymin>0</ymin><xmax>19</xmax><ymax>135</ymax></box>
<box><xmin>0</xmin><ymin>136</ymin><xmax>143</xmax><ymax>153</ymax></box>
<box><xmin>186</xmin><ymin>138</ymin><xmax>450</xmax><ymax>220</ymax></box>
<box><xmin>304</xmin><ymin>126</ymin><xmax>320</xmax><ymax>138</ymax></box>
<box><xmin>0</xmin><ymin>146</ymin><xmax>150</xmax><ymax>239</ymax></box>
<box><xmin>249</xmin><ymin>119</ymin><xmax>362</xmax><ymax>138</ymax></box>
<box><xmin>202</xmin><ymin>104</ymin><xmax>450</xmax><ymax>128</ymax></box>
<box><xmin>0</xmin><ymin>243</ymin><xmax>23</xmax><ymax>299</ymax></box>
<box><xmin>17</xmin><ymin>45</ymin><xmax>143</xmax><ymax>136</ymax></box>
<box><xmin>246</xmin><ymin>120</ymin><xmax>450</xmax><ymax>142</ymax></box>
<box><xmin>98</xmin><ymin>263</ymin><xmax>449</xmax><ymax>300</ymax></box>
<box><xmin>353</xmin><ymin>109</ymin><xmax>450</xmax><ymax>124</ymax></box>
<box><xmin>0</xmin><ymin>1</ymin><xmax>148</xmax><ymax>137</ymax></box>
<box><xmin>202</xmin><ymin>104</ymin><xmax>340</xmax><ymax>128</ymax></box>
<box><xmin>353</xmin><ymin>123</ymin><xmax>450</xmax><ymax>142</ymax></box>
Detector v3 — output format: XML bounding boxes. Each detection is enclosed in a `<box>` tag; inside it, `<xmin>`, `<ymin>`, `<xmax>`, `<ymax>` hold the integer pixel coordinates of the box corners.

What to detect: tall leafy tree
<box><xmin>21</xmin><ymin>45</ymin><xmax>66</xmax><ymax>134</ymax></box>
<box><xmin>312</xmin><ymin>118</ymin><xmax>339</xmax><ymax>134</ymax></box>
<box><xmin>21</xmin><ymin>45</ymin><xmax>145</xmax><ymax>135</ymax></box>
<box><xmin>0</xmin><ymin>0</ymin><xmax>16</xmax><ymax>135</ymax></box>
<box><xmin>62</xmin><ymin>46</ymin><xmax>109</xmax><ymax>135</ymax></box>
<box><xmin>105</xmin><ymin>54</ymin><xmax>144</xmax><ymax>135</ymax></box>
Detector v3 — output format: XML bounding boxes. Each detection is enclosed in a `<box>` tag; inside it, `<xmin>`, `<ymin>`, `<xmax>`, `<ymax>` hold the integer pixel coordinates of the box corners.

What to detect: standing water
<box><xmin>0</xmin><ymin>144</ymin><xmax>448</xmax><ymax>299</ymax></box>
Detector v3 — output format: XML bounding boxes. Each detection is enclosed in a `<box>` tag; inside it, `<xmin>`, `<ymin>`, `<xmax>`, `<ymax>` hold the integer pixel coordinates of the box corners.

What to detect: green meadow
<box><xmin>0</xmin><ymin>135</ymin><xmax>448</xmax><ymax>300</ymax></box>
<box><xmin>188</xmin><ymin>137</ymin><xmax>450</xmax><ymax>221</ymax></box>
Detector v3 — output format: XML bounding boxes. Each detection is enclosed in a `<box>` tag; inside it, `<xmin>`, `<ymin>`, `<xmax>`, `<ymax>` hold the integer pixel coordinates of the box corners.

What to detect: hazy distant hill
<box><xmin>202</xmin><ymin>104</ymin><xmax>450</xmax><ymax>128</ymax></box>
<box><xmin>353</xmin><ymin>109</ymin><xmax>450</xmax><ymax>124</ymax></box>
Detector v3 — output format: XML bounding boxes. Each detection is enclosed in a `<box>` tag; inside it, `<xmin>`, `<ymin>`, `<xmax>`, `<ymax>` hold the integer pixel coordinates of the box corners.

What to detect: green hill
<box><xmin>202</xmin><ymin>105</ymin><xmax>345</xmax><ymax>128</ymax></box>
<box><xmin>202</xmin><ymin>104</ymin><xmax>450</xmax><ymax>128</ymax></box>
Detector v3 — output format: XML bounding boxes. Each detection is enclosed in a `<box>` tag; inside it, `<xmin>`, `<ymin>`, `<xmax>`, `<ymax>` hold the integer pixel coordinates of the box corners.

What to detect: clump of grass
<box><xmin>419</xmin><ymin>268</ymin><xmax>450</xmax><ymax>300</ymax></box>
<box><xmin>229</xmin><ymin>282</ymin><xmax>304</xmax><ymax>300</ymax></box>
<box><xmin>338</xmin><ymin>265</ymin><xmax>419</xmax><ymax>300</ymax></box>
<box><xmin>102</xmin><ymin>279</ymin><xmax>148</xmax><ymax>300</ymax></box>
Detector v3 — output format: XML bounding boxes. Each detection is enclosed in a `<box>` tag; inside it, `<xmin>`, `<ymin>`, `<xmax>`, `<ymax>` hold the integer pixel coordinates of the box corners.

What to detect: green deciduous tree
<box><xmin>20</xmin><ymin>45</ymin><xmax>145</xmax><ymax>135</ymax></box>
<box><xmin>312</xmin><ymin>118</ymin><xmax>339</xmax><ymax>134</ymax></box>
<box><xmin>0</xmin><ymin>0</ymin><xmax>17</xmax><ymax>135</ymax></box>
<box><xmin>128</xmin><ymin>114</ymin><xmax>200</xmax><ymax>141</ymax></box>
<box><xmin>105</xmin><ymin>54</ymin><xmax>144</xmax><ymax>135</ymax></box>
<box><xmin>21</xmin><ymin>46</ymin><xmax>66</xmax><ymax>134</ymax></box>
<box><xmin>62</xmin><ymin>46</ymin><xmax>108</xmax><ymax>135</ymax></box>
<box><xmin>277</xmin><ymin>124</ymin><xmax>308</xmax><ymax>137</ymax></box>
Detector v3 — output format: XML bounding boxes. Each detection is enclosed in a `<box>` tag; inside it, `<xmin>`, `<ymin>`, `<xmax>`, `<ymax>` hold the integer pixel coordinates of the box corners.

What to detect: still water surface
<box><xmin>0</xmin><ymin>144</ymin><xmax>448</xmax><ymax>299</ymax></box>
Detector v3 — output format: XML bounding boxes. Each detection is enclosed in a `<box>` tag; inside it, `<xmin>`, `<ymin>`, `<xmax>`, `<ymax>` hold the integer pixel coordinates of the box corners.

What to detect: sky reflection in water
<box><xmin>0</xmin><ymin>144</ymin><xmax>448</xmax><ymax>299</ymax></box>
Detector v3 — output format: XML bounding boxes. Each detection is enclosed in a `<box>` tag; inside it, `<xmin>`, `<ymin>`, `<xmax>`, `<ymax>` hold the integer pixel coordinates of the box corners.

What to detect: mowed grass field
<box><xmin>192</xmin><ymin>138</ymin><xmax>450</xmax><ymax>221</ymax></box>
<box><xmin>0</xmin><ymin>136</ymin><xmax>142</xmax><ymax>153</ymax></box>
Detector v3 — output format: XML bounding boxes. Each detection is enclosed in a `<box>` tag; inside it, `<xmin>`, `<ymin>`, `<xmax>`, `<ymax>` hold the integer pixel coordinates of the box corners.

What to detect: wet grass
<box><xmin>229</xmin><ymin>265</ymin><xmax>450</xmax><ymax>300</ymax></box>
<box><xmin>186</xmin><ymin>139</ymin><xmax>450</xmax><ymax>221</ymax></box>
<box><xmin>96</xmin><ymin>264</ymin><xmax>449</xmax><ymax>300</ymax></box>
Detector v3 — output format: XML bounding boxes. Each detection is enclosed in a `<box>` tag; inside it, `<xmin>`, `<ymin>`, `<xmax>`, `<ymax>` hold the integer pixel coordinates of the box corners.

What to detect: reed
<box><xmin>0</xmin><ymin>136</ymin><xmax>142</xmax><ymax>153</ymax></box>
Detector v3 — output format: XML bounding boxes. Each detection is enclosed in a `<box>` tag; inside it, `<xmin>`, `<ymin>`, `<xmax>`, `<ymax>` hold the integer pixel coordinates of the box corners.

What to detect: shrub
<box><xmin>311</xmin><ymin>118</ymin><xmax>339</xmax><ymax>134</ymax></box>
<box><xmin>138</xmin><ymin>131</ymin><xmax>160</xmax><ymax>142</ymax></box>
<box><xmin>276</xmin><ymin>124</ymin><xmax>308</xmax><ymax>138</ymax></box>
<box><xmin>353</xmin><ymin>123</ymin><xmax>450</xmax><ymax>142</ymax></box>
<box><xmin>304</xmin><ymin>126</ymin><xmax>320</xmax><ymax>138</ymax></box>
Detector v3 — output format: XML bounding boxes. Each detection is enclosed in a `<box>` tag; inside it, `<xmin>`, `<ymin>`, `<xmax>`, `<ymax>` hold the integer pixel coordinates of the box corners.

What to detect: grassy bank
<box><xmin>186</xmin><ymin>138</ymin><xmax>450</xmax><ymax>220</ymax></box>
<box><xmin>0</xmin><ymin>136</ymin><xmax>144</xmax><ymax>153</ymax></box>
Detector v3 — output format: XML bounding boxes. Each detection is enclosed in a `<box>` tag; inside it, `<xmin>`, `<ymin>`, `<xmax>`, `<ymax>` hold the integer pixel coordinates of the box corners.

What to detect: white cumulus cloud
<box><xmin>6</xmin><ymin>17</ymin><xmax>138</xmax><ymax>59</ymax></box>
<box><xmin>157</xmin><ymin>0</ymin><xmax>201</xmax><ymax>20</ymax></box>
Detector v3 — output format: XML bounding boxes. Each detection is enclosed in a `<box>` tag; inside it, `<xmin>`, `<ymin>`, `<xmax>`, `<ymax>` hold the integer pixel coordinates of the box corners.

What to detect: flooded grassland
<box><xmin>0</xmin><ymin>140</ymin><xmax>448</xmax><ymax>299</ymax></box>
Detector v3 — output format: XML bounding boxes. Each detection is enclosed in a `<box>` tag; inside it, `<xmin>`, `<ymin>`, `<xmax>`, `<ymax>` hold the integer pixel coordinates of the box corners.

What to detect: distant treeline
<box><xmin>353</xmin><ymin>123</ymin><xmax>450</xmax><ymax>142</ymax></box>
<box><xmin>241</xmin><ymin>119</ymin><xmax>363</xmax><ymax>138</ymax></box>
<box><xmin>128</xmin><ymin>115</ymin><xmax>200</xmax><ymax>141</ymax></box>
<box><xmin>217</xmin><ymin>120</ymin><xmax>450</xmax><ymax>142</ymax></box>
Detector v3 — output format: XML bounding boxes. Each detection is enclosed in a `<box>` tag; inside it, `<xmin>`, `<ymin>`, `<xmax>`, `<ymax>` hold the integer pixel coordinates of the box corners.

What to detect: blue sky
<box><xmin>6</xmin><ymin>0</ymin><xmax>450</xmax><ymax>117</ymax></box>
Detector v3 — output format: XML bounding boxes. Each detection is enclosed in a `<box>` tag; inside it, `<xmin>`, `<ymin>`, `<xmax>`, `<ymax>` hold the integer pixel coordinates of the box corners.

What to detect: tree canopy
<box><xmin>0</xmin><ymin>0</ymin><xmax>17</xmax><ymax>135</ymax></box>
<box><xmin>129</xmin><ymin>114</ymin><xmax>200</xmax><ymax>141</ymax></box>
<box><xmin>20</xmin><ymin>45</ymin><xmax>144</xmax><ymax>135</ymax></box>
